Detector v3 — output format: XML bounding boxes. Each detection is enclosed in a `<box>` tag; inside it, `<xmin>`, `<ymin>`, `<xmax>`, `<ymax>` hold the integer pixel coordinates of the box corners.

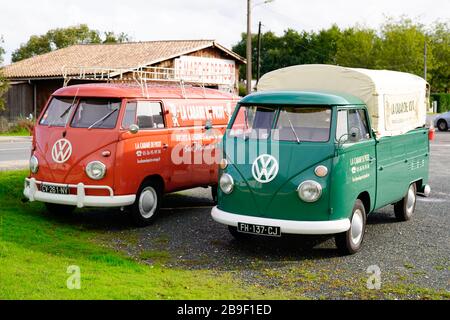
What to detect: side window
<box><xmin>336</xmin><ymin>109</ymin><xmax>370</xmax><ymax>143</ymax></box>
<box><xmin>336</xmin><ymin>110</ymin><xmax>348</xmax><ymax>142</ymax></box>
<box><xmin>137</xmin><ymin>102</ymin><xmax>165</xmax><ymax>129</ymax></box>
<box><xmin>348</xmin><ymin>109</ymin><xmax>370</xmax><ymax>142</ymax></box>
<box><xmin>122</xmin><ymin>101</ymin><xmax>165</xmax><ymax>130</ymax></box>
<box><xmin>122</xmin><ymin>102</ymin><xmax>137</xmax><ymax>129</ymax></box>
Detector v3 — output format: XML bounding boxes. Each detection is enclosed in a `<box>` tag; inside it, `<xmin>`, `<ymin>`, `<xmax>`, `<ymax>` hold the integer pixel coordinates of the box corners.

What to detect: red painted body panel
<box><xmin>30</xmin><ymin>84</ymin><xmax>239</xmax><ymax>199</ymax></box>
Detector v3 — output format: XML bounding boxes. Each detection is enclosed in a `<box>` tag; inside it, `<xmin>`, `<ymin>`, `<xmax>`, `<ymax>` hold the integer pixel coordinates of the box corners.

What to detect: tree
<box><xmin>0</xmin><ymin>36</ymin><xmax>10</xmax><ymax>111</ymax></box>
<box><xmin>376</xmin><ymin>18</ymin><xmax>430</xmax><ymax>77</ymax></box>
<box><xmin>232</xmin><ymin>27</ymin><xmax>341</xmax><ymax>81</ymax></box>
<box><xmin>12</xmin><ymin>24</ymin><xmax>131</xmax><ymax>62</ymax></box>
<box><xmin>232</xmin><ymin>17</ymin><xmax>449</xmax><ymax>93</ymax></box>
<box><xmin>429</xmin><ymin>22</ymin><xmax>450</xmax><ymax>92</ymax></box>
<box><xmin>336</xmin><ymin>27</ymin><xmax>380</xmax><ymax>68</ymax></box>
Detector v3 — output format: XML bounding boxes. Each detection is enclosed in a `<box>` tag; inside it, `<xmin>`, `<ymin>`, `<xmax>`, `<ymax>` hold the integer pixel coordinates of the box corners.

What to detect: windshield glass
<box><xmin>274</xmin><ymin>107</ymin><xmax>331</xmax><ymax>142</ymax></box>
<box><xmin>229</xmin><ymin>105</ymin><xmax>331</xmax><ymax>142</ymax></box>
<box><xmin>229</xmin><ymin>106</ymin><xmax>276</xmax><ymax>139</ymax></box>
<box><xmin>71</xmin><ymin>99</ymin><xmax>121</xmax><ymax>129</ymax></box>
<box><xmin>39</xmin><ymin>97</ymin><xmax>76</xmax><ymax>127</ymax></box>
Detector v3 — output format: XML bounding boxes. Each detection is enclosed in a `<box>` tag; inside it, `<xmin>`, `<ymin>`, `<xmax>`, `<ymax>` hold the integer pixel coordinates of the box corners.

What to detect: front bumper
<box><xmin>24</xmin><ymin>178</ymin><xmax>136</xmax><ymax>208</ymax></box>
<box><xmin>211</xmin><ymin>206</ymin><xmax>350</xmax><ymax>235</ymax></box>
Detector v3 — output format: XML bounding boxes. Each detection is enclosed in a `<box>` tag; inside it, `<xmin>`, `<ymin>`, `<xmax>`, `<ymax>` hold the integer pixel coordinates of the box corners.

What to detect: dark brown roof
<box><xmin>2</xmin><ymin>40</ymin><xmax>245</xmax><ymax>79</ymax></box>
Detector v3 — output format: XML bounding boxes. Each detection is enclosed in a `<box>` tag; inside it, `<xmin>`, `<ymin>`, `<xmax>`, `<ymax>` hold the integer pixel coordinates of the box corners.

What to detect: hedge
<box><xmin>431</xmin><ymin>93</ymin><xmax>450</xmax><ymax>113</ymax></box>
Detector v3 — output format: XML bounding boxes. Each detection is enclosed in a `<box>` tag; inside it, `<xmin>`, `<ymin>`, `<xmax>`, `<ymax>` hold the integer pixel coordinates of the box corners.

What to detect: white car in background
<box><xmin>434</xmin><ymin>111</ymin><xmax>450</xmax><ymax>131</ymax></box>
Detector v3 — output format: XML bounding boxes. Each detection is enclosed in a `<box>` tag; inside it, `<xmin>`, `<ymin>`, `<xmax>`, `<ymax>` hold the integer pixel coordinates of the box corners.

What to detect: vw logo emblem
<box><xmin>51</xmin><ymin>139</ymin><xmax>72</xmax><ymax>164</ymax></box>
<box><xmin>252</xmin><ymin>154</ymin><xmax>279</xmax><ymax>184</ymax></box>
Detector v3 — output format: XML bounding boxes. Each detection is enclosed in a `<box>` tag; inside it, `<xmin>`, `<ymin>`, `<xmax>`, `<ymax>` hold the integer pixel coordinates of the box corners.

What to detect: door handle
<box><xmin>369</xmin><ymin>157</ymin><xmax>376</xmax><ymax>163</ymax></box>
<box><xmin>162</xmin><ymin>143</ymin><xmax>169</xmax><ymax>150</ymax></box>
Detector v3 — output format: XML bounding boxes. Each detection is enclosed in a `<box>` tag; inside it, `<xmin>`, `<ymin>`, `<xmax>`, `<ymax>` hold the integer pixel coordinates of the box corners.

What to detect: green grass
<box><xmin>0</xmin><ymin>170</ymin><xmax>288</xmax><ymax>300</ymax></box>
<box><xmin>139</xmin><ymin>250</ymin><xmax>171</xmax><ymax>264</ymax></box>
<box><xmin>1</xmin><ymin>171</ymin><xmax>448</xmax><ymax>300</ymax></box>
<box><xmin>0</xmin><ymin>128</ymin><xmax>31</xmax><ymax>136</ymax></box>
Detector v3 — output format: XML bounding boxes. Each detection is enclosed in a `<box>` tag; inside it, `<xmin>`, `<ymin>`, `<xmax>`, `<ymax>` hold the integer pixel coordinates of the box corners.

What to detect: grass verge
<box><xmin>0</xmin><ymin>170</ymin><xmax>288</xmax><ymax>300</ymax></box>
<box><xmin>0</xmin><ymin>128</ymin><xmax>30</xmax><ymax>136</ymax></box>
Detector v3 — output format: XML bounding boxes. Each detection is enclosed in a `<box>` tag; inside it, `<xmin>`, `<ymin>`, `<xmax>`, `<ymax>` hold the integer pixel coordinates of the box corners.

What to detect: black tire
<box><xmin>211</xmin><ymin>185</ymin><xmax>218</xmax><ymax>204</ymax></box>
<box><xmin>228</xmin><ymin>226</ymin><xmax>251</xmax><ymax>241</ymax></box>
<box><xmin>45</xmin><ymin>203</ymin><xmax>76</xmax><ymax>215</ymax></box>
<box><xmin>437</xmin><ymin>119</ymin><xmax>448</xmax><ymax>132</ymax></box>
<box><xmin>335</xmin><ymin>199</ymin><xmax>367</xmax><ymax>255</ymax></box>
<box><xmin>394</xmin><ymin>183</ymin><xmax>417</xmax><ymax>221</ymax></box>
<box><xmin>129</xmin><ymin>179</ymin><xmax>162</xmax><ymax>227</ymax></box>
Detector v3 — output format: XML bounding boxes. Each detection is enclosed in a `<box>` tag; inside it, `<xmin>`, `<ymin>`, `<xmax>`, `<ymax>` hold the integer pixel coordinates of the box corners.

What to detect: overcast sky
<box><xmin>1</xmin><ymin>0</ymin><xmax>449</xmax><ymax>65</ymax></box>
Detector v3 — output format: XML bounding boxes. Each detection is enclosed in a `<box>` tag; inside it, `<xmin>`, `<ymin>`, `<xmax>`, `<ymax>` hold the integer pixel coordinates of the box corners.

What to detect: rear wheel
<box><xmin>129</xmin><ymin>180</ymin><xmax>162</xmax><ymax>227</ymax></box>
<box><xmin>394</xmin><ymin>183</ymin><xmax>417</xmax><ymax>221</ymax></box>
<box><xmin>228</xmin><ymin>226</ymin><xmax>251</xmax><ymax>241</ymax></box>
<box><xmin>335</xmin><ymin>199</ymin><xmax>366</xmax><ymax>255</ymax></box>
<box><xmin>437</xmin><ymin>120</ymin><xmax>448</xmax><ymax>131</ymax></box>
<box><xmin>45</xmin><ymin>203</ymin><xmax>76</xmax><ymax>215</ymax></box>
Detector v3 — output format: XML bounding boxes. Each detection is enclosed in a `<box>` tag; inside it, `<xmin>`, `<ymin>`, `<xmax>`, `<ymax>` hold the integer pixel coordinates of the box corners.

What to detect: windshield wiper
<box><xmin>49</xmin><ymin>89</ymin><xmax>79</xmax><ymax>128</ymax></box>
<box><xmin>88</xmin><ymin>109</ymin><xmax>118</xmax><ymax>130</ymax></box>
<box><xmin>288</xmin><ymin>118</ymin><xmax>301</xmax><ymax>144</ymax></box>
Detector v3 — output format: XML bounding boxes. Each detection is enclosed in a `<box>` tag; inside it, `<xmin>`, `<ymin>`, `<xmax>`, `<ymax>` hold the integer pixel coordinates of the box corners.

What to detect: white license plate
<box><xmin>238</xmin><ymin>223</ymin><xmax>281</xmax><ymax>237</ymax></box>
<box><xmin>41</xmin><ymin>183</ymin><xmax>70</xmax><ymax>195</ymax></box>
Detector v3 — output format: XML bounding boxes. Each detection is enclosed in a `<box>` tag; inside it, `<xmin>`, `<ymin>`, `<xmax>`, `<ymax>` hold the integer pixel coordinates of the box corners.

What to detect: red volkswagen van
<box><xmin>24</xmin><ymin>83</ymin><xmax>238</xmax><ymax>226</ymax></box>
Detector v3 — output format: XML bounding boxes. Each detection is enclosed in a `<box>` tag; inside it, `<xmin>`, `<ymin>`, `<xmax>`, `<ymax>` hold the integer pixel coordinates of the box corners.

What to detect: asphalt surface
<box><xmin>0</xmin><ymin>136</ymin><xmax>31</xmax><ymax>171</ymax></box>
<box><xmin>48</xmin><ymin>130</ymin><xmax>449</xmax><ymax>299</ymax></box>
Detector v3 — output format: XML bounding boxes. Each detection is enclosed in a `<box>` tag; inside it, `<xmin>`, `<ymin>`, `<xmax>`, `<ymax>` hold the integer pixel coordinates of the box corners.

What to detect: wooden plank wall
<box><xmin>0</xmin><ymin>82</ymin><xmax>33</xmax><ymax>121</ymax></box>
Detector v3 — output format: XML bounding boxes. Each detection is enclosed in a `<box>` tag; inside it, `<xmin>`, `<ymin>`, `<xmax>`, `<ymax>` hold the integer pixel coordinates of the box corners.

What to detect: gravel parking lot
<box><xmin>55</xmin><ymin>131</ymin><xmax>450</xmax><ymax>299</ymax></box>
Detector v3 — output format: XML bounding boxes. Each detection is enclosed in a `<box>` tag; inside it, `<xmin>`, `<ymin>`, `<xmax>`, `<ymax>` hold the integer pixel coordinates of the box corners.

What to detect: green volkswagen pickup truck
<box><xmin>211</xmin><ymin>64</ymin><xmax>432</xmax><ymax>255</ymax></box>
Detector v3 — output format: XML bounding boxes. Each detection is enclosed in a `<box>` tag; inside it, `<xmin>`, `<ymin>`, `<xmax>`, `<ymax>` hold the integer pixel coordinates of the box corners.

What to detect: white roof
<box><xmin>257</xmin><ymin>64</ymin><xmax>429</xmax><ymax>136</ymax></box>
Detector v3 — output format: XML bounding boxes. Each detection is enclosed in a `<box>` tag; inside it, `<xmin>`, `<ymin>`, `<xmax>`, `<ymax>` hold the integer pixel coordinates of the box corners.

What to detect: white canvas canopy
<box><xmin>257</xmin><ymin>64</ymin><xmax>429</xmax><ymax>137</ymax></box>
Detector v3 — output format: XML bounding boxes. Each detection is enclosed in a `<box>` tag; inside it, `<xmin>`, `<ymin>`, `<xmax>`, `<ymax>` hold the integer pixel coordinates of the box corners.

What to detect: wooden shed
<box><xmin>0</xmin><ymin>40</ymin><xmax>245</xmax><ymax>121</ymax></box>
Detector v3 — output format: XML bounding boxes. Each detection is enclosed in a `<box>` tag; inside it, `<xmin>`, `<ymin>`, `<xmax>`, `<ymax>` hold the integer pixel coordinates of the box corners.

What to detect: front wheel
<box><xmin>437</xmin><ymin>120</ymin><xmax>448</xmax><ymax>132</ymax></box>
<box><xmin>394</xmin><ymin>183</ymin><xmax>417</xmax><ymax>221</ymax></box>
<box><xmin>129</xmin><ymin>180</ymin><xmax>162</xmax><ymax>227</ymax></box>
<box><xmin>335</xmin><ymin>199</ymin><xmax>367</xmax><ymax>255</ymax></box>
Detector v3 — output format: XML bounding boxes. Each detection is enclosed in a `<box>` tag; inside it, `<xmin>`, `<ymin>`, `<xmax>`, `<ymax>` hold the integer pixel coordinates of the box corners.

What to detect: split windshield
<box><xmin>39</xmin><ymin>97</ymin><xmax>76</xmax><ymax>127</ymax></box>
<box><xmin>39</xmin><ymin>97</ymin><xmax>122</xmax><ymax>129</ymax></box>
<box><xmin>71</xmin><ymin>99</ymin><xmax>121</xmax><ymax>129</ymax></box>
<box><xmin>229</xmin><ymin>105</ymin><xmax>331</xmax><ymax>142</ymax></box>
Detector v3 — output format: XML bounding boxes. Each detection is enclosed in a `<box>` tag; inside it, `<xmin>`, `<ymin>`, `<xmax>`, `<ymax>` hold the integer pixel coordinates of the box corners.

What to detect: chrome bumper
<box><xmin>24</xmin><ymin>178</ymin><xmax>136</xmax><ymax>208</ymax></box>
<box><xmin>211</xmin><ymin>206</ymin><xmax>351</xmax><ymax>235</ymax></box>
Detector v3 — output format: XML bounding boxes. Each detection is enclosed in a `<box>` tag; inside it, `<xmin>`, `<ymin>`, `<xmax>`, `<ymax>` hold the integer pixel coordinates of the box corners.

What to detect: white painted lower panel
<box><xmin>211</xmin><ymin>206</ymin><xmax>350</xmax><ymax>235</ymax></box>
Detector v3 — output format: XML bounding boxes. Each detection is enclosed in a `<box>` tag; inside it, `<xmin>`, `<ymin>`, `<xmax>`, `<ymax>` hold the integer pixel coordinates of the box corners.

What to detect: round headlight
<box><xmin>219</xmin><ymin>173</ymin><xmax>234</xmax><ymax>194</ymax></box>
<box><xmin>298</xmin><ymin>180</ymin><xmax>322</xmax><ymax>202</ymax></box>
<box><xmin>85</xmin><ymin>161</ymin><xmax>106</xmax><ymax>180</ymax></box>
<box><xmin>30</xmin><ymin>155</ymin><xmax>39</xmax><ymax>174</ymax></box>
<box><xmin>219</xmin><ymin>158</ymin><xmax>228</xmax><ymax>170</ymax></box>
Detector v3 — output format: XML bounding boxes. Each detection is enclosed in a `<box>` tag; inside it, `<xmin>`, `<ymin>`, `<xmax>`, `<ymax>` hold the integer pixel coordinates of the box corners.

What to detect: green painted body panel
<box><xmin>220</xmin><ymin>139</ymin><xmax>335</xmax><ymax>221</ymax></box>
<box><xmin>240</xmin><ymin>91</ymin><xmax>365</xmax><ymax>106</ymax></box>
<box><xmin>218</xmin><ymin>91</ymin><xmax>430</xmax><ymax>224</ymax></box>
<box><xmin>374</xmin><ymin>128</ymin><xmax>430</xmax><ymax>209</ymax></box>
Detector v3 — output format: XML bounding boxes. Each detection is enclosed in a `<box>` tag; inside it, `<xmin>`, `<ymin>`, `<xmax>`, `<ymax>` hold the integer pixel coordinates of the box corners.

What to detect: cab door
<box><xmin>117</xmin><ymin>100</ymin><xmax>170</xmax><ymax>193</ymax></box>
<box><xmin>332</xmin><ymin>108</ymin><xmax>377</xmax><ymax>216</ymax></box>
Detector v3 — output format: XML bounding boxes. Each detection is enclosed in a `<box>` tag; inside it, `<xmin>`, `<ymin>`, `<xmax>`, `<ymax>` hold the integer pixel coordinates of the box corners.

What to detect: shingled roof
<box><xmin>2</xmin><ymin>40</ymin><xmax>245</xmax><ymax>79</ymax></box>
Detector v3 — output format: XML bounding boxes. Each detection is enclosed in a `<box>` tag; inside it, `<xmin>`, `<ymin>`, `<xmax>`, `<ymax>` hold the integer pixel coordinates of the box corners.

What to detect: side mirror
<box><xmin>129</xmin><ymin>124</ymin><xmax>140</xmax><ymax>134</ymax></box>
<box><xmin>349</xmin><ymin>127</ymin><xmax>360</xmax><ymax>142</ymax></box>
<box><xmin>205</xmin><ymin>120</ymin><xmax>213</xmax><ymax>130</ymax></box>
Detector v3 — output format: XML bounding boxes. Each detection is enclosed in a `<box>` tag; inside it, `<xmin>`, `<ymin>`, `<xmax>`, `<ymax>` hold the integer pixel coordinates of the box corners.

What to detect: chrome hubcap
<box><xmin>350</xmin><ymin>209</ymin><xmax>364</xmax><ymax>246</ymax></box>
<box><xmin>439</xmin><ymin>122</ymin><xmax>446</xmax><ymax>130</ymax></box>
<box><xmin>139</xmin><ymin>187</ymin><xmax>158</xmax><ymax>219</ymax></box>
<box><xmin>406</xmin><ymin>185</ymin><xmax>416</xmax><ymax>215</ymax></box>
